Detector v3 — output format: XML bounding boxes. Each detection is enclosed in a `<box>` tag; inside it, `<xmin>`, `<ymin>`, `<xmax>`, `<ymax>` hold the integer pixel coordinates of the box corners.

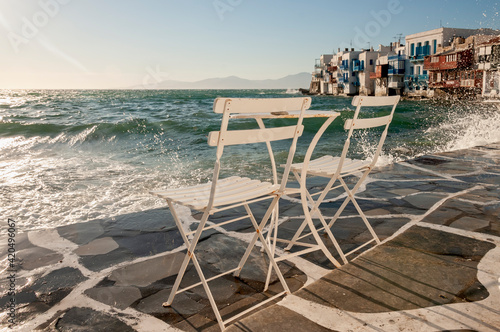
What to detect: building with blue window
<box><xmin>405</xmin><ymin>27</ymin><xmax>500</xmax><ymax>96</ymax></box>
<box><xmin>340</xmin><ymin>49</ymin><xmax>362</xmax><ymax>95</ymax></box>
<box><xmin>309</xmin><ymin>54</ymin><xmax>334</xmax><ymax>94</ymax></box>
<box><xmin>478</xmin><ymin>37</ymin><xmax>500</xmax><ymax>98</ymax></box>
<box><xmin>358</xmin><ymin>46</ymin><xmax>389</xmax><ymax>96</ymax></box>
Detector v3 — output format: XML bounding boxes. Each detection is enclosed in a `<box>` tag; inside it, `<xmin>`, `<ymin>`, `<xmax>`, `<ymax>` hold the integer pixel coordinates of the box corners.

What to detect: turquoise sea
<box><xmin>1</xmin><ymin>89</ymin><xmax>499</xmax><ymax>231</ymax></box>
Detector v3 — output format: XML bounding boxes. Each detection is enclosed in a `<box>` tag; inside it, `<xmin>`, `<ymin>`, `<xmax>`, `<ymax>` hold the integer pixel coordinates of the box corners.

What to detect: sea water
<box><xmin>1</xmin><ymin>89</ymin><xmax>499</xmax><ymax>232</ymax></box>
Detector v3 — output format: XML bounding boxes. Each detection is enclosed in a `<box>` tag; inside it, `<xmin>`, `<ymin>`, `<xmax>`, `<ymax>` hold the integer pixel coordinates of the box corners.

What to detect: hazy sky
<box><xmin>0</xmin><ymin>0</ymin><xmax>498</xmax><ymax>89</ymax></box>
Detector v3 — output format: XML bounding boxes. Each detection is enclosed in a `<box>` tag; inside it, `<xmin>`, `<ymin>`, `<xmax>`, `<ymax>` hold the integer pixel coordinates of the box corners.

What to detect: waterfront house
<box><xmin>310</xmin><ymin>54</ymin><xmax>334</xmax><ymax>95</ymax></box>
<box><xmin>405</xmin><ymin>27</ymin><xmax>499</xmax><ymax>96</ymax></box>
<box><xmin>477</xmin><ymin>37</ymin><xmax>500</xmax><ymax>98</ymax></box>
<box><xmin>372</xmin><ymin>55</ymin><xmax>389</xmax><ymax>96</ymax></box>
<box><xmin>388</xmin><ymin>42</ymin><xmax>407</xmax><ymax>95</ymax></box>
<box><xmin>358</xmin><ymin>47</ymin><xmax>383</xmax><ymax>96</ymax></box>
<box><xmin>425</xmin><ymin>35</ymin><xmax>499</xmax><ymax>97</ymax></box>
<box><xmin>339</xmin><ymin>49</ymin><xmax>362</xmax><ymax>95</ymax></box>
<box><xmin>371</xmin><ymin>42</ymin><xmax>406</xmax><ymax>96</ymax></box>
<box><xmin>424</xmin><ymin>46</ymin><xmax>477</xmax><ymax>94</ymax></box>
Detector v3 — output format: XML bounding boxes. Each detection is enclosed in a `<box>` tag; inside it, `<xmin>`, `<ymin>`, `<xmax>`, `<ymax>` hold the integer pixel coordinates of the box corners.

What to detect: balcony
<box><xmin>388</xmin><ymin>68</ymin><xmax>405</xmax><ymax>75</ymax></box>
<box><xmin>418</xmin><ymin>74</ymin><xmax>429</xmax><ymax>81</ymax></box>
<box><xmin>388</xmin><ymin>55</ymin><xmax>405</xmax><ymax>61</ymax></box>
<box><xmin>352</xmin><ymin>60</ymin><xmax>364</xmax><ymax>72</ymax></box>
<box><xmin>409</xmin><ymin>54</ymin><xmax>426</xmax><ymax>63</ymax></box>
<box><xmin>405</xmin><ymin>74</ymin><xmax>429</xmax><ymax>87</ymax></box>
<box><xmin>388</xmin><ymin>82</ymin><xmax>405</xmax><ymax>88</ymax></box>
<box><xmin>353</xmin><ymin>64</ymin><xmax>364</xmax><ymax>72</ymax></box>
<box><xmin>416</xmin><ymin>45</ymin><xmax>431</xmax><ymax>56</ymax></box>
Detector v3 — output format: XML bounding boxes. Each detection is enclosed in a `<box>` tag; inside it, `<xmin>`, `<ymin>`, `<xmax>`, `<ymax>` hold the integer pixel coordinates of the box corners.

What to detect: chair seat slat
<box><xmin>150</xmin><ymin>176</ymin><xmax>245</xmax><ymax>197</ymax></box>
<box><xmin>155</xmin><ymin>176</ymin><xmax>279</xmax><ymax>211</ymax></box>
<box><xmin>181</xmin><ymin>180</ymin><xmax>272</xmax><ymax>207</ymax></box>
<box><xmin>208</xmin><ymin>125</ymin><xmax>303</xmax><ymax>147</ymax></box>
<box><xmin>290</xmin><ymin>156</ymin><xmax>370</xmax><ymax>177</ymax></box>
<box><xmin>213</xmin><ymin>97</ymin><xmax>311</xmax><ymax>114</ymax></box>
<box><xmin>352</xmin><ymin>95</ymin><xmax>400</xmax><ymax>106</ymax></box>
<box><xmin>344</xmin><ymin>115</ymin><xmax>392</xmax><ymax>129</ymax></box>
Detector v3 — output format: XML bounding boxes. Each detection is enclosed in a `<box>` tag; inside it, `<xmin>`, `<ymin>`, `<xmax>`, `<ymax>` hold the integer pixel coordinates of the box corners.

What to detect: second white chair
<box><xmin>284</xmin><ymin>95</ymin><xmax>400</xmax><ymax>265</ymax></box>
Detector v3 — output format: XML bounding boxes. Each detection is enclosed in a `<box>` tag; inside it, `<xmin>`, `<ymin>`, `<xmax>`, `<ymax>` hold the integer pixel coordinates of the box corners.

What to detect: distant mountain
<box><xmin>135</xmin><ymin>72</ymin><xmax>311</xmax><ymax>90</ymax></box>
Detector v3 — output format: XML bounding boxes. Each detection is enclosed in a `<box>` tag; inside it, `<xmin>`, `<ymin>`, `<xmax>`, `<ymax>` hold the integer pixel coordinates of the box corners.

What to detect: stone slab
<box><xmin>57</xmin><ymin>220</ymin><xmax>105</xmax><ymax>245</ymax></box>
<box><xmin>109</xmin><ymin>251</ymin><xmax>186</xmax><ymax>287</ymax></box>
<box><xmin>134</xmin><ymin>289</ymin><xmax>205</xmax><ymax>320</ymax></box>
<box><xmin>107</xmin><ymin>208</ymin><xmax>176</xmax><ymax>232</ymax></box>
<box><xmin>422</xmin><ymin>208</ymin><xmax>463</xmax><ymax>225</ymax></box>
<box><xmin>113</xmin><ymin>230</ymin><xmax>184</xmax><ymax>257</ymax></box>
<box><xmin>403</xmin><ymin>193</ymin><xmax>446</xmax><ymax>210</ymax></box>
<box><xmin>295</xmin><ymin>226</ymin><xmax>494</xmax><ymax>313</ymax></box>
<box><xmin>74</xmin><ymin>237</ymin><xmax>119</xmax><ymax>256</ymax></box>
<box><xmin>227</xmin><ymin>305</ymin><xmax>335</xmax><ymax>332</ymax></box>
<box><xmin>84</xmin><ymin>286</ymin><xmax>142</xmax><ymax>310</ymax></box>
<box><xmin>16</xmin><ymin>246</ymin><xmax>63</xmax><ymax>271</ymax></box>
<box><xmin>41</xmin><ymin>307</ymin><xmax>135</xmax><ymax>331</ymax></box>
<box><xmin>449</xmin><ymin>216</ymin><xmax>490</xmax><ymax>232</ymax></box>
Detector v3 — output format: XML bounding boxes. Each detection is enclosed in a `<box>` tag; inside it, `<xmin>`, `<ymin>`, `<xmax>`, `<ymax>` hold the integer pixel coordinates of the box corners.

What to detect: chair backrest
<box><xmin>206</xmin><ymin>97</ymin><xmax>311</xmax><ymax>208</ymax></box>
<box><xmin>341</xmin><ymin>95</ymin><xmax>400</xmax><ymax>168</ymax></box>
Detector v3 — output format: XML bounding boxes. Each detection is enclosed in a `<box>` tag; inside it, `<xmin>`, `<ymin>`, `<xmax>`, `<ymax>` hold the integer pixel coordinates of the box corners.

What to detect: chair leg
<box><xmin>300</xmin><ymin>199</ymin><xmax>343</xmax><ymax>268</ymax></box>
<box><xmin>164</xmin><ymin>201</ymin><xmax>211</xmax><ymax>307</ymax></box>
<box><xmin>190</xmin><ymin>253</ymin><xmax>226</xmax><ymax>331</ymax></box>
<box><xmin>285</xmin><ymin>170</ymin><xmax>331</xmax><ymax>251</ymax></box>
<box><xmin>339</xmin><ymin>177</ymin><xmax>380</xmax><ymax>244</ymax></box>
<box><xmin>283</xmin><ymin>173</ymin><xmax>346</xmax><ymax>266</ymax></box>
<box><xmin>314</xmin><ymin>210</ymin><xmax>348</xmax><ymax>264</ymax></box>
<box><xmin>243</xmin><ymin>203</ymin><xmax>291</xmax><ymax>295</ymax></box>
<box><xmin>164</xmin><ymin>251</ymin><xmax>192</xmax><ymax>306</ymax></box>
<box><xmin>234</xmin><ymin>197</ymin><xmax>279</xmax><ymax>278</ymax></box>
<box><xmin>264</xmin><ymin>203</ymin><xmax>280</xmax><ymax>291</ymax></box>
<box><xmin>233</xmin><ymin>200</ymin><xmax>291</xmax><ymax>295</ymax></box>
<box><xmin>326</xmin><ymin>169</ymin><xmax>371</xmax><ymax>229</ymax></box>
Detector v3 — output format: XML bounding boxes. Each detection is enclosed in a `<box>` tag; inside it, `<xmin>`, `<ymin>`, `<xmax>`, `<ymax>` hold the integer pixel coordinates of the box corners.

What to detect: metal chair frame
<box><xmin>151</xmin><ymin>97</ymin><xmax>311</xmax><ymax>330</ymax></box>
<box><xmin>285</xmin><ymin>95</ymin><xmax>400</xmax><ymax>265</ymax></box>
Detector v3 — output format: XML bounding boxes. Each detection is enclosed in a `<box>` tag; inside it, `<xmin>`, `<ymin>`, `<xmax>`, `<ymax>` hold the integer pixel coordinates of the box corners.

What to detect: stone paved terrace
<box><xmin>1</xmin><ymin>143</ymin><xmax>500</xmax><ymax>331</ymax></box>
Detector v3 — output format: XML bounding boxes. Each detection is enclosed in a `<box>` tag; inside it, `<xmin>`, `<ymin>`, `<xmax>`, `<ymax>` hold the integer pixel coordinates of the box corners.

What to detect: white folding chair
<box><xmin>150</xmin><ymin>97</ymin><xmax>311</xmax><ymax>330</ymax></box>
<box><xmin>284</xmin><ymin>95</ymin><xmax>400</xmax><ymax>265</ymax></box>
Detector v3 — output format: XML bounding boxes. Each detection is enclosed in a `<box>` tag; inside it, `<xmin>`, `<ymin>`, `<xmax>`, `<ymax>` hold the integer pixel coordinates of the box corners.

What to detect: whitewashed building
<box><xmin>477</xmin><ymin>37</ymin><xmax>500</xmax><ymax>97</ymax></box>
<box><xmin>405</xmin><ymin>27</ymin><xmax>500</xmax><ymax>95</ymax></box>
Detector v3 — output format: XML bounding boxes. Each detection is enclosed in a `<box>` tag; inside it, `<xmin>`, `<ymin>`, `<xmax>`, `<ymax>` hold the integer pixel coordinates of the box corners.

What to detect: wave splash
<box><xmin>1</xmin><ymin>89</ymin><xmax>499</xmax><ymax>232</ymax></box>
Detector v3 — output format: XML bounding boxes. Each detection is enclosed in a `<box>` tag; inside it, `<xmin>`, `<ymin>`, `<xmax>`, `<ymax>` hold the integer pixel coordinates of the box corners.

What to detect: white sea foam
<box><xmin>0</xmin><ymin>136</ymin><xmax>211</xmax><ymax>232</ymax></box>
<box><xmin>443</xmin><ymin>108</ymin><xmax>500</xmax><ymax>152</ymax></box>
<box><xmin>365</xmin><ymin>103</ymin><xmax>500</xmax><ymax>167</ymax></box>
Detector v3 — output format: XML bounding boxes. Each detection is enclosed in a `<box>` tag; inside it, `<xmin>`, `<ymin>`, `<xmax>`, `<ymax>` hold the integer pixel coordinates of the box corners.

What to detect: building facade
<box><xmin>308</xmin><ymin>27</ymin><xmax>500</xmax><ymax>98</ymax></box>
<box><xmin>424</xmin><ymin>47</ymin><xmax>479</xmax><ymax>93</ymax></box>
<box><xmin>405</xmin><ymin>27</ymin><xmax>499</xmax><ymax>95</ymax></box>
<box><xmin>478</xmin><ymin>37</ymin><xmax>500</xmax><ymax>97</ymax></box>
